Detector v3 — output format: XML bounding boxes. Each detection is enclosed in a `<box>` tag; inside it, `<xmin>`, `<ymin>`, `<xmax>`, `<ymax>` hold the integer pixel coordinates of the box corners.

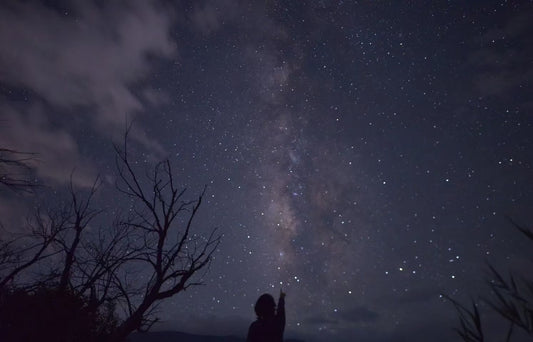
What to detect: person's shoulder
<box><xmin>247</xmin><ymin>320</ymin><xmax>259</xmax><ymax>342</ymax></box>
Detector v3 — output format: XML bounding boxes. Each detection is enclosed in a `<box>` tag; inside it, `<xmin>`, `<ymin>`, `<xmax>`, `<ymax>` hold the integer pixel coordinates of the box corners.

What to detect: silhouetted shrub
<box><xmin>445</xmin><ymin>219</ymin><xmax>533</xmax><ymax>341</ymax></box>
<box><xmin>0</xmin><ymin>286</ymin><xmax>118</xmax><ymax>342</ymax></box>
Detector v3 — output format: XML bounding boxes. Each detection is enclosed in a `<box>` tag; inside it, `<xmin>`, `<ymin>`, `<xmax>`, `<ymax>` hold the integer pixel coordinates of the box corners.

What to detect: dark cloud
<box><xmin>159</xmin><ymin>313</ymin><xmax>250</xmax><ymax>337</ymax></box>
<box><xmin>301</xmin><ymin>305</ymin><xmax>380</xmax><ymax>340</ymax></box>
<box><xmin>376</xmin><ymin>287</ymin><xmax>442</xmax><ymax>307</ymax></box>
<box><xmin>304</xmin><ymin>314</ymin><xmax>339</xmax><ymax>326</ymax></box>
<box><xmin>338</xmin><ymin>306</ymin><xmax>380</xmax><ymax>323</ymax></box>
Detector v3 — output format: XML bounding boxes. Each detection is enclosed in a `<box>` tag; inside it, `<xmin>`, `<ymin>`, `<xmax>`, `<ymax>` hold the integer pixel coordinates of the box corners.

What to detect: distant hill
<box><xmin>127</xmin><ymin>331</ymin><xmax>304</xmax><ymax>342</ymax></box>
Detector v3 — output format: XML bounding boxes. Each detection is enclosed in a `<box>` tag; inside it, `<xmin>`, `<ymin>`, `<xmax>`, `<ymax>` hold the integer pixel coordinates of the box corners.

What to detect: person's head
<box><xmin>254</xmin><ymin>293</ymin><xmax>276</xmax><ymax>319</ymax></box>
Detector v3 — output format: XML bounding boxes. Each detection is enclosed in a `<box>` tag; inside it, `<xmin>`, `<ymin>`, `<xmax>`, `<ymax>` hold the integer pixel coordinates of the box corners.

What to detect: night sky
<box><xmin>1</xmin><ymin>1</ymin><xmax>533</xmax><ymax>341</ymax></box>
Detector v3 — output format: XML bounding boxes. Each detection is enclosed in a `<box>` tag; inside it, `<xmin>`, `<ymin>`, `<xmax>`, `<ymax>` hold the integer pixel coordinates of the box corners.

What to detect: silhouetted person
<box><xmin>247</xmin><ymin>290</ymin><xmax>286</xmax><ymax>342</ymax></box>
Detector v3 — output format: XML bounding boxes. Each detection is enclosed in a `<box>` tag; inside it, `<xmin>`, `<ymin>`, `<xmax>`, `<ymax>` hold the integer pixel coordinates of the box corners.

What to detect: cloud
<box><xmin>190</xmin><ymin>3</ymin><xmax>222</xmax><ymax>34</ymax></box>
<box><xmin>470</xmin><ymin>9</ymin><xmax>533</xmax><ymax>97</ymax></box>
<box><xmin>0</xmin><ymin>1</ymin><xmax>176</xmax><ymax>185</ymax></box>
<box><xmin>0</xmin><ymin>1</ymin><xmax>175</xmax><ymax>126</ymax></box>
<box><xmin>0</xmin><ymin>104</ymin><xmax>96</xmax><ymax>187</ymax></box>
<box><xmin>188</xmin><ymin>0</ymin><xmax>249</xmax><ymax>36</ymax></box>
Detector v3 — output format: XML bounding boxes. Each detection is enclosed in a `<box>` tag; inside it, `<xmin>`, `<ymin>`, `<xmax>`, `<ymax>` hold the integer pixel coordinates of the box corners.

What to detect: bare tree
<box><xmin>443</xmin><ymin>294</ymin><xmax>484</xmax><ymax>342</ymax></box>
<box><xmin>108</xmin><ymin>137</ymin><xmax>221</xmax><ymax>341</ymax></box>
<box><xmin>0</xmin><ymin>147</ymin><xmax>42</xmax><ymax>287</ymax></box>
<box><xmin>54</xmin><ymin>178</ymin><xmax>103</xmax><ymax>293</ymax></box>
<box><xmin>0</xmin><ymin>148</ymin><xmax>37</xmax><ymax>192</ymax></box>
<box><xmin>0</xmin><ymin>207</ymin><xmax>67</xmax><ymax>289</ymax></box>
<box><xmin>0</xmin><ymin>135</ymin><xmax>221</xmax><ymax>342</ymax></box>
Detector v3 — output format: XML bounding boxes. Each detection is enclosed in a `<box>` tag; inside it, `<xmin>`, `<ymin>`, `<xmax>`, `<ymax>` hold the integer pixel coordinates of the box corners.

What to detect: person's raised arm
<box><xmin>277</xmin><ymin>289</ymin><xmax>286</xmax><ymax>330</ymax></box>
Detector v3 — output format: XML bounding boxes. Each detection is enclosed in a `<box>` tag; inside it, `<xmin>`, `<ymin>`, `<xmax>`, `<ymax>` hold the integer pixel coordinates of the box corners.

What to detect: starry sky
<box><xmin>1</xmin><ymin>1</ymin><xmax>533</xmax><ymax>341</ymax></box>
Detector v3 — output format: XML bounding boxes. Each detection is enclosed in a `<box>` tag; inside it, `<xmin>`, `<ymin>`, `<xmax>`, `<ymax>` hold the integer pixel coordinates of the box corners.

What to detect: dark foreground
<box><xmin>128</xmin><ymin>331</ymin><xmax>304</xmax><ymax>342</ymax></box>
